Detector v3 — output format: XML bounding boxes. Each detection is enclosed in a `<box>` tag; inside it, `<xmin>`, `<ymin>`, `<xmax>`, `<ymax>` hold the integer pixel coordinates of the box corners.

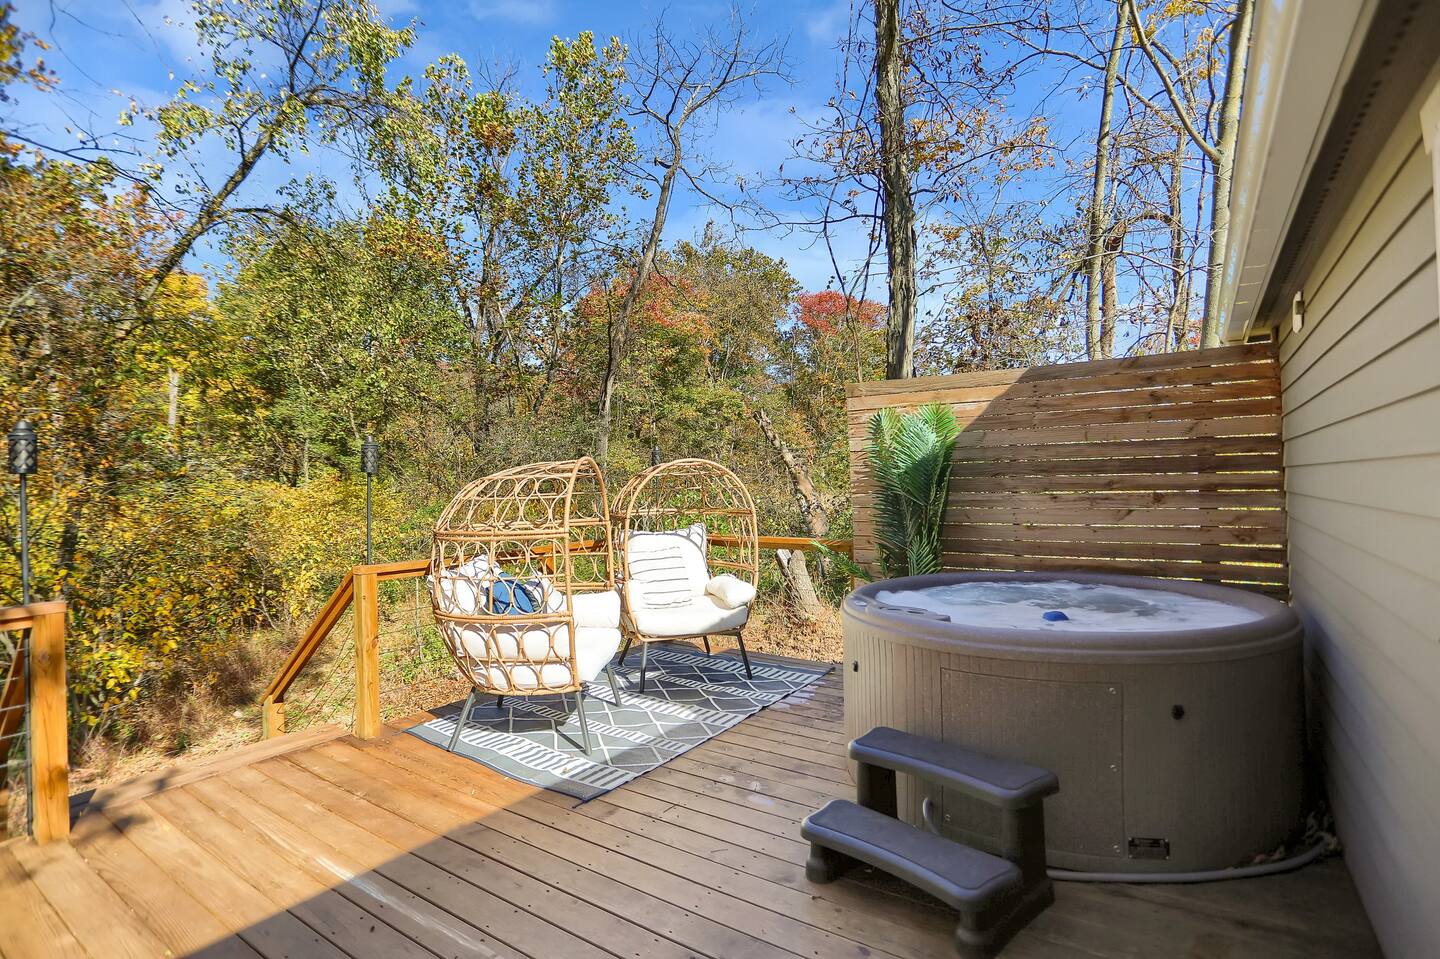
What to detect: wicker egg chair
<box><xmin>429</xmin><ymin>457</ymin><xmax>623</xmax><ymax>756</ymax></box>
<box><xmin>612</xmin><ymin>457</ymin><xmax>760</xmax><ymax>691</ymax></box>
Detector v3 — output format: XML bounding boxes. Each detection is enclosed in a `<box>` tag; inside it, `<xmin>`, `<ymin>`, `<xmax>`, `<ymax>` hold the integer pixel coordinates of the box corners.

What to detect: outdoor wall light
<box><xmin>361</xmin><ymin>434</ymin><xmax>380</xmax><ymax>477</ymax></box>
<box><xmin>8</xmin><ymin>419</ymin><xmax>36</xmax><ymax>476</ymax></box>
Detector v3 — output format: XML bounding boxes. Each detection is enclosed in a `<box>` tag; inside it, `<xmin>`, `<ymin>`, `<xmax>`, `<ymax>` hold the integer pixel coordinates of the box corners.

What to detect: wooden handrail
<box><xmin>0</xmin><ymin>600</ymin><xmax>68</xmax><ymax>844</ymax></box>
<box><xmin>259</xmin><ymin>536</ymin><xmax>853</xmax><ymax>739</ymax></box>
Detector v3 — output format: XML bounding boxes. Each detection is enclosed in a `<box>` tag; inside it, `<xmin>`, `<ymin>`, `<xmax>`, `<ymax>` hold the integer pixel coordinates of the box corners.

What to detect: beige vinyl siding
<box><xmin>1271</xmin><ymin>76</ymin><xmax>1440</xmax><ymax>959</ymax></box>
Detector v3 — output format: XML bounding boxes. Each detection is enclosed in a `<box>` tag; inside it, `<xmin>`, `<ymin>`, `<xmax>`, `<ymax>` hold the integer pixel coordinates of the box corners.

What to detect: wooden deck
<box><xmin>1</xmin><ymin>658</ymin><xmax>1380</xmax><ymax>959</ymax></box>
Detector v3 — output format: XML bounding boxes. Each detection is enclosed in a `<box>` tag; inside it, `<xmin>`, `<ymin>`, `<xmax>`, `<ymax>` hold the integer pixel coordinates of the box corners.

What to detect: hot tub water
<box><xmin>875</xmin><ymin>580</ymin><xmax>1265</xmax><ymax>632</ymax></box>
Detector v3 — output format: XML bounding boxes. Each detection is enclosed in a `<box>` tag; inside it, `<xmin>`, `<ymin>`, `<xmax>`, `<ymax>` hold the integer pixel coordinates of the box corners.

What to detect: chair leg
<box><xmin>735</xmin><ymin>631</ymin><xmax>753</xmax><ymax>679</ymax></box>
<box><xmin>449</xmin><ymin>689</ymin><xmax>477</xmax><ymax>752</ymax></box>
<box><xmin>703</xmin><ymin>637</ymin><xmax>712</xmax><ymax>656</ymax></box>
<box><xmin>617</xmin><ymin>634</ymin><xmax>633</xmax><ymax>668</ymax></box>
<box><xmin>606</xmin><ymin>664</ymin><xmax>622</xmax><ymax>704</ymax></box>
<box><xmin>576</xmin><ymin>689</ymin><xmax>594</xmax><ymax>755</ymax></box>
<box><xmin>638</xmin><ymin>642</ymin><xmax>649</xmax><ymax>693</ymax></box>
<box><xmin>495</xmin><ymin>694</ymin><xmax>505</xmax><ymax>711</ymax></box>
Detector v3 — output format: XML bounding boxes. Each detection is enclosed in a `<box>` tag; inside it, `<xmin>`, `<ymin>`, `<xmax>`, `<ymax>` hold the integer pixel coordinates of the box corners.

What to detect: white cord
<box><xmin>919</xmin><ymin>794</ymin><xmax>1327</xmax><ymax>884</ymax></box>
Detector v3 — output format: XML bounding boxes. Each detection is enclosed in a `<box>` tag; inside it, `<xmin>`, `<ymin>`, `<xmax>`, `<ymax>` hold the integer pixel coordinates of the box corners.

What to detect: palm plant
<box><xmin>813</xmin><ymin>403</ymin><xmax>962</xmax><ymax>581</ymax></box>
<box><xmin>866</xmin><ymin>404</ymin><xmax>962</xmax><ymax>578</ymax></box>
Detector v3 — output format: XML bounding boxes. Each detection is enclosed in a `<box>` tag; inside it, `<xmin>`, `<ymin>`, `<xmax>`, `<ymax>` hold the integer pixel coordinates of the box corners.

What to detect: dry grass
<box><xmin>741</xmin><ymin>603</ymin><xmax>845</xmax><ymax>664</ymax></box>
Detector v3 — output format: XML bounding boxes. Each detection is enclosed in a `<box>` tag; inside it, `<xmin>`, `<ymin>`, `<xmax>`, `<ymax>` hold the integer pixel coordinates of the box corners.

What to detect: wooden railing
<box><xmin>260</xmin><ymin>537</ymin><xmax>852</xmax><ymax>740</ymax></box>
<box><xmin>0</xmin><ymin>600</ymin><xmax>68</xmax><ymax>844</ymax></box>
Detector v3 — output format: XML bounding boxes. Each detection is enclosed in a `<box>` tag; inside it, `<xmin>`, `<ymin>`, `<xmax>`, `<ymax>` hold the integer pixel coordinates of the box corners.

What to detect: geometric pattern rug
<box><xmin>404</xmin><ymin>644</ymin><xmax>832</xmax><ymax>801</ymax></box>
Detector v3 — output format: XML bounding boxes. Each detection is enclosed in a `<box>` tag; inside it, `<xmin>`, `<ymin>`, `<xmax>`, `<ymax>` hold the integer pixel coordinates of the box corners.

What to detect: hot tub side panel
<box><xmin>1120</xmin><ymin>646</ymin><xmax>1305</xmax><ymax>872</ymax></box>
<box><xmin>843</xmin><ymin>611</ymin><xmax>1306</xmax><ymax>873</ymax></box>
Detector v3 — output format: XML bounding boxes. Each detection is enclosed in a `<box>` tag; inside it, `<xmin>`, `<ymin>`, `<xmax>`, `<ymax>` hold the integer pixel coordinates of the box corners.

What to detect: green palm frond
<box><xmin>863</xmin><ymin>403</ymin><xmax>960</xmax><ymax>578</ymax></box>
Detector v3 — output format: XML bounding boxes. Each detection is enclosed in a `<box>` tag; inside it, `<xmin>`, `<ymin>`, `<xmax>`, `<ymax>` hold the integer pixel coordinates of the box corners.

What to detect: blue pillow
<box><xmin>488</xmin><ymin>575</ymin><xmax>541</xmax><ymax>615</ymax></box>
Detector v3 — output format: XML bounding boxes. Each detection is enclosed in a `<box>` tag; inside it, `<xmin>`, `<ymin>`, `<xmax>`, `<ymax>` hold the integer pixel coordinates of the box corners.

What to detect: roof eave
<box><xmin>1217</xmin><ymin>0</ymin><xmax>1376</xmax><ymax>344</ymax></box>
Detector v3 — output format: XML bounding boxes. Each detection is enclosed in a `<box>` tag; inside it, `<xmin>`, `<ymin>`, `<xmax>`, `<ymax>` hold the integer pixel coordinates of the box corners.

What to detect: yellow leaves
<box><xmin>150</xmin><ymin>270</ymin><xmax>210</xmax><ymax>322</ymax></box>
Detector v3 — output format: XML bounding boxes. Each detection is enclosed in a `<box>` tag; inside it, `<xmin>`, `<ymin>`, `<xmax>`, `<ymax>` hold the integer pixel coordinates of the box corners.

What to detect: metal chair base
<box><xmin>619</xmin><ymin>629</ymin><xmax>753</xmax><ymax>692</ymax></box>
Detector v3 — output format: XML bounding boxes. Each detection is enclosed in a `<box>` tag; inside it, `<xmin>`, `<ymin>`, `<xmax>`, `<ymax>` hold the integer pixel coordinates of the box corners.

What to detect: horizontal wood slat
<box><xmin>847</xmin><ymin>344</ymin><xmax>1288</xmax><ymax>596</ymax></box>
<box><xmin>847</xmin><ymin>342</ymin><xmax>1275</xmax><ymax>398</ymax></box>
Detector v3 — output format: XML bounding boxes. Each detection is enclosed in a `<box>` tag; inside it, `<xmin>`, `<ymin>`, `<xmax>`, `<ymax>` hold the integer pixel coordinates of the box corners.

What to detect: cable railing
<box><xmin>0</xmin><ymin>600</ymin><xmax>68</xmax><ymax>844</ymax></box>
<box><xmin>261</xmin><ymin>537</ymin><xmax>852</xmax><ymax>740</ymax></box>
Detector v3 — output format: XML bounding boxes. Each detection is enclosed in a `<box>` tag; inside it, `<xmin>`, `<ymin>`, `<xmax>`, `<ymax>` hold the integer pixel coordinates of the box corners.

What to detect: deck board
<box><xmin>0</xmin><ymin>660</ymin><xmax>1383</xmax><ymax>959</ymax></box>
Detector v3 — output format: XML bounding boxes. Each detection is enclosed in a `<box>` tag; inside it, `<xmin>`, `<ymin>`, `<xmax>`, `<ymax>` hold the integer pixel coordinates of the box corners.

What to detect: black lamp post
<box><xmin>650</xmin><ymin>445</ymin><xmax>662</xmax><ymax>468</ymax></box>
<box><xmin>361</xmin><ymin>433</ymin><xmax>380</xmax><ymax>565</ymax></box>
<box><xmin>8</xmin><ymin>419</ymin><xmax>37</xmax><ymax>604</ymax></box>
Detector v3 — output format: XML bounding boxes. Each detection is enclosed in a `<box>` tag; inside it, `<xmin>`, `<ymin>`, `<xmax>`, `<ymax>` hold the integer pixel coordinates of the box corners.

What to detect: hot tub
<box><xmin>842</xmin><ymin>571</ymin><xmax>1305</xmax><ymax>873</ymax></box>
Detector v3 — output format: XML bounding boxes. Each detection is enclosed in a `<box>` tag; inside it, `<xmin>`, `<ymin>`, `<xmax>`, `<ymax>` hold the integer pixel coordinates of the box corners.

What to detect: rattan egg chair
<box><xmin>612</xmin><ymin>457</ymin><xmax>760</xmax><ymax>691</ymax></box>
<box><xmin>429</xmin><ymin>457</ymin><xmax>623</xmax><ymax>756</ymax></box>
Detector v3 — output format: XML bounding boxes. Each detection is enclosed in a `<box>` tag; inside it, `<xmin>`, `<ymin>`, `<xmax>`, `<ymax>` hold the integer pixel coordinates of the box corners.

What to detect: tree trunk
<box><xmin>752</xmin><ymin>407</ymin><xmax>831</xmax><ymax>536</ymax></box>
<box><xmin>1199</xmin><ymin>0</ymin><xmax>1254</xmax><ymax>347</ymax></box>
<box><xmin>141</xmin><ymin>127</ymin><xmax>276</xmax><ymax>309</ymax></box>
<box><xmin>166</xmin><ymin>367</ymin><xmax>180</xmax><ymax>432</ymax></box>
<box><xmin>775</xmin><ymin>548</ymin><xmax>822</xmax><ymax>623</ymax></box>
<box><xmin>1101</xmin><ymin>229</ymin><xmax>1122</xmax><ymax>358</ymax></box>
<box><xmin>1166</xmin><ymin>128</ymin><xmax>1191</xmax><ymax>349</ymax></box>
<box><xmin>875</xmin><ymin>0</ymin><xmax>916</xmax><ymax>380</ymax></box>
<box><xmin>597</xmin><ymin>145</ymin><xmax>680</xmax><ymax>466</ymax></box>
<box><xmin>1085</xmin><ymin>0</ymin><xmax>1131</xmax><ymax>360</ymax></box>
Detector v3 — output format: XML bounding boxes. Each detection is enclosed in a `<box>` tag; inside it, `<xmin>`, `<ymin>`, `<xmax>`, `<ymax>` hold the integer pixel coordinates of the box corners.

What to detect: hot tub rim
<box><xmin>845</xmin><ymin>571</ymin><xmax>1301</xmax><ymax>665</ymax></box>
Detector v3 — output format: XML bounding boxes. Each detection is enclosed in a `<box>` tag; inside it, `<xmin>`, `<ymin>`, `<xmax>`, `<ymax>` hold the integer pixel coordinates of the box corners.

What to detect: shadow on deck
<box><xmin>0</xmin><ymin>656</ymin><xmax>1380</xmax><ymax>959</ymax></box>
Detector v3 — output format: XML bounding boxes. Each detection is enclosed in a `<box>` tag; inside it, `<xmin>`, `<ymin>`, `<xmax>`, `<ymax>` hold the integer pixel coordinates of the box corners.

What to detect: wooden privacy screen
<box><xmin>846</xmin><ymin>342</ymin><xmax>1287</xmax><ymax>597</ymax></box>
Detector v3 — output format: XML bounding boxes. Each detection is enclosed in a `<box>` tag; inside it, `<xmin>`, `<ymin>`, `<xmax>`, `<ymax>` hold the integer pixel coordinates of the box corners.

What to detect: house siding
<box><xmin>1271</xmin><ymin>80</ymin><xmax>1440</xmax><ymax>958</ymax></box>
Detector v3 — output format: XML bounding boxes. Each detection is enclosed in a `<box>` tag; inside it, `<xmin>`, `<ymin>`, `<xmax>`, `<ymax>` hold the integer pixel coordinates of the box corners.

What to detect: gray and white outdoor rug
<box><xmin>406</xmin><ymin>645</ymin><xmax>832</xmax><ymax>801</ymax></box>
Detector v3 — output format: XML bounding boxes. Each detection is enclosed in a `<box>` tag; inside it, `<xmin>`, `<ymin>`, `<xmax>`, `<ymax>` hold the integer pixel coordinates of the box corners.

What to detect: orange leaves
<box><xmin>794</xmin><ymin>290</ymin><xmax>885</xmax><ymax>335</ymax></box>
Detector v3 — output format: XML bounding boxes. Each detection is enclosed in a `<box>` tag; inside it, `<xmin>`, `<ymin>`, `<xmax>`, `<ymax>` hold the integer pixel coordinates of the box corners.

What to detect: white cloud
<box><xmin>138</xmin><ymin>0</ymin><xmax>207</xmax><ymax>69</ymax></box>
<box><xmin>373</xmin><ymin>0</ymin><xmax>421</xmax><ymax>19</ymax></box>
<box><xmin>467</xmin><ymin>0</ymin><xmax>556</xmax><ymax>25</ymax></box>
<box><xmin>804</xmin><ymin>1</ymin><xmax>851</xmax><ymax>47</ymax></box>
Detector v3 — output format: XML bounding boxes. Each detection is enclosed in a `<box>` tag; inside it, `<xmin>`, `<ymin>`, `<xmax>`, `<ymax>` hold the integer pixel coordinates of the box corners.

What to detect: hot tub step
<box><xmin>850</xmin><ymin>726</ymin><xmax>1059</xmax><ymax>808</ymax></box>
<box><xmin>802</xmin><ymin>799</ymin><xmax>1020</xmax><ymax>902</ymax></box>
<box><xmin>802</xmin><ymin>799</ymin><xmax>1052</xmax><ymax>958</ymax></box>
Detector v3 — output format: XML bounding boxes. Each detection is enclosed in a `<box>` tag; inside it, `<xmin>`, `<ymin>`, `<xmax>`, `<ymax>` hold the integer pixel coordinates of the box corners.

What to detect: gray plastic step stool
<box><xmin>800</xmin><ymin>726</ymin><xmax>1059</xmax><ymax>958</ymax></box>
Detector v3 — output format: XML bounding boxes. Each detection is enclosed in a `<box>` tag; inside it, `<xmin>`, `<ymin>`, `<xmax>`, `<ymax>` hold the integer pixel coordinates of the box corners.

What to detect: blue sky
<box><xmin>10</xmin><ymin>0</ymin><xmax>864</xmax><ymax>293</ymax></box>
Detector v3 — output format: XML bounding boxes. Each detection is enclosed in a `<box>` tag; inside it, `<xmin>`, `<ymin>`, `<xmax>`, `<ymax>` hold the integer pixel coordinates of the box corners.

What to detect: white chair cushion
<box><xmin>570</xmin><ymin>589</ymin><xmax>621</xmax><ymax>629</ymax></box>
<box><xmin>433</xmin><ymin>558</ymin><xmax>565</xmax><ymax>616</ymax></box>
<box><xmin>629</xmin><ymin>595</ymin><xmax>749</xmax><ymax>638</ymax></box>
<box><xmin>458</xmin><ymin>623</ymin><xmax>623</xmax><ymax>691</ymax></box>
<box><xmin>431</xmin><ymin>555</ymin><xmax>497</xmax><ymax>615</ymax></box>
<box><xmin>625</xmin><ymin>523</ymin><xmax>708</xmax><ymax>608</ymax></box>
<box><xmin>705</xmin><ymin>574</ymin><xmax>755</xmax><ymax>609</ymax></box>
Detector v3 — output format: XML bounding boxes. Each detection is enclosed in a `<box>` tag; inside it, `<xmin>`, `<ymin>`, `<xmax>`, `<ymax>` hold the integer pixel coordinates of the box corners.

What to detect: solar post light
<box><xmin>361</xmin><ymin>433</ymin><xmax>380</xmax><ymax>565</ymax></box>
<box><xmin>7</xmin><ymin>419</ymin><xmax>37</xmax><ymax>604</ymax></box>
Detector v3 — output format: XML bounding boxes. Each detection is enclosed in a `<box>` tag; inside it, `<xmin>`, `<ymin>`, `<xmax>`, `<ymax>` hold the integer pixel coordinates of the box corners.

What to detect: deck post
<box><xmin>260</xmin><ymin>696</ymin><xmax>285</xmax><ymax>739</ymax></box>
<box><xmin>28</xmin><ymin>602</ymin><xmax>68</xmax><ymax>844</ymax></box>
<box><xmin>352</xmin><ymin>568</ymin><xmax>381</xmax><ymax>739</ymax></box>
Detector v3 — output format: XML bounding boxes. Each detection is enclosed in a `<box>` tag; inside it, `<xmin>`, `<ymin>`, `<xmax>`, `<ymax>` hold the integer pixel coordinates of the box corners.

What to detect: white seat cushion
<box><xmin>628</xmin><ymin>595</ymin><xmax>749</xmax><ymax>638</ymax></box>
<box><xmin>458</xmin><ymin>623</ymin><xmax>623</xmax><ymax>691</ymax></box>
<box><xmin>570</xmin><ymin>589</ymin><xmax>621</xmax><ymax>629</ymax></box>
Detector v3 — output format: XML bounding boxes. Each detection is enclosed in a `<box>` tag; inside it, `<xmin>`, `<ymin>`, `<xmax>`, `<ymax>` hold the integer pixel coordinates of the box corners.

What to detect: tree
<box><xmin>874</xmin><ymin>0</ymin><xmax>918</xmax><ymax>378</ymax></box>
<box><xmin>773</xmin><ymin>1</ymin><xmax>1047</xmax><ymax>372</ymax></box>
<box><xmin>371</xmin><ymin>33</ymin><xmax>634</xmax><ymax>455</ymax></box>
<box><xmin>206</xmin><ymin>209</ymin><xmax>461</xmax><ymax>483</ymax></box>
<box><xmin>594</xmin><ymin>14</ymin><xmax>786</xmax><ymax>465</ymax></box>
<box><xmin>1126</xmin><ymin>0</ymin><xmax>1253</xmax><ymax>346</ymax></box>
<box><xmin>125</xmin><ymin>0</ymin><xmax>412</xmax><ymax>309</ymax></box>
<box><xmin>969</xmin><ymin>0</ymin><xmax>1253</xmax><ymax>352</ymax></box>
<box><xmin>1083</xmin><ymin>0</ymin><xmax>1131</xmax><ymax>360</ymax></box>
